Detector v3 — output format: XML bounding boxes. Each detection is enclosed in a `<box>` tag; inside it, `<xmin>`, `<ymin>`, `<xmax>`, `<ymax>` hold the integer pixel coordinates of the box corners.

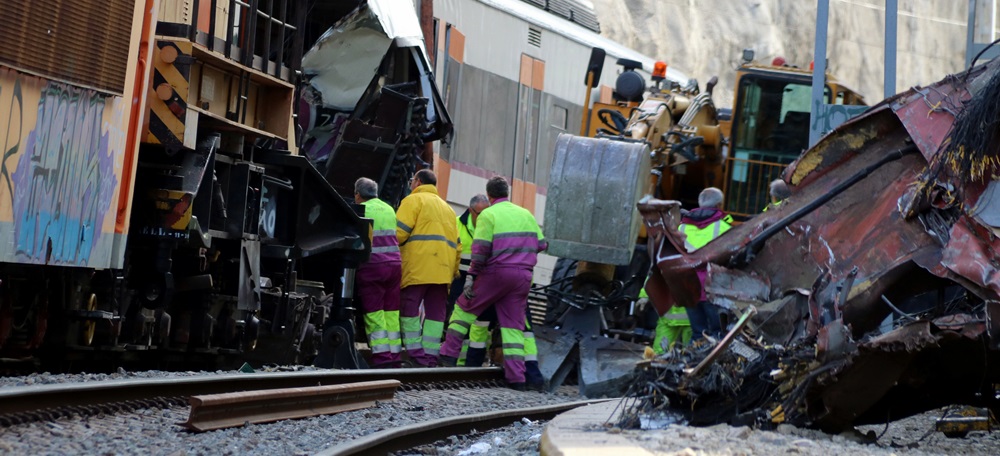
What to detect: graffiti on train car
<box><xmin>3</xmin><ymin>70</ymin><xmax>119</xmax><ymax>265</ymax></box>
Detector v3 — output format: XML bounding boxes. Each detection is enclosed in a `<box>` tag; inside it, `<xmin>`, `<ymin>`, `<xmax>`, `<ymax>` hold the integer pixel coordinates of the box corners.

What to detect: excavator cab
<box><xmin>722</xmin><ymin>57</ymin><xmax>866</xmax><ymax>218</ymax></box>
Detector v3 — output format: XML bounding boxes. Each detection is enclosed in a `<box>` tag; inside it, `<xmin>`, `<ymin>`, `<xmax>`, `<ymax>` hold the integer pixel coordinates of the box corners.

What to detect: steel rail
<box><xmin>182</xmin><ymin>380</ymin><xmax>401</xmax><ymax>432</ymax></box>
<box><xmin>317</xmin><ymin>399</ymin><xmax>613</xmax><ymax>456</ymax></box>
<box><xmin>0</xmin><ymin>367</ymin><xmax>502</xmax><ymax>419</ymax></box>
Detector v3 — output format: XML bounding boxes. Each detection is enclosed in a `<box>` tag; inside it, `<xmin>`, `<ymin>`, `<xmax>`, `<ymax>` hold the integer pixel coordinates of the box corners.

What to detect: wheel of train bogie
<box><xmin>81</xmin><ymin>294</ymin><xmax>97</xmax><ymax>346</ymax></box>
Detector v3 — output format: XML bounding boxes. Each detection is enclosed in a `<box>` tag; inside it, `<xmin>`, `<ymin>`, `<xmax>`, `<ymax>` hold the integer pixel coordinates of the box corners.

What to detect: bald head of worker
<box><xmin>411</xmin><ymin>169</ymin><xmax>437</xmax><ymax>191</ymax></box>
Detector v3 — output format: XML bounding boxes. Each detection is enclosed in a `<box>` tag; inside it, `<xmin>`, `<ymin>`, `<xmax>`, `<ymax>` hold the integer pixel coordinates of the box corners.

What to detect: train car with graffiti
<box><xmin>0</xmin><ymin>0</ymin><xmax>451</xmax><ymax>369</ymax></box>
<box><xmin>0</xmin><ymin>1</ymin><xmax>151</xmax><ymax>357</ymax></box>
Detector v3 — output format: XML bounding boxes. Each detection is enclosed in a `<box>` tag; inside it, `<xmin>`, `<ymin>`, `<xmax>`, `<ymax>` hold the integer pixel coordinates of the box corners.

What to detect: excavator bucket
<box><xmin>539</xmin><ymin>134</ymin><xmax>652</xmax><ymax>396</ymax></box>
<box><xmin>545</xmin><ymin>134</ymin><xmax>651</xmax><ymax>266</ymax></box>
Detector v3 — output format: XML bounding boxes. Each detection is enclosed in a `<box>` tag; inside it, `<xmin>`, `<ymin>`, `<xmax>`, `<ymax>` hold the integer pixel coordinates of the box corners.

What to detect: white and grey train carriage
<box><xmin>427</xmin><ymin>0</ymin><xmax>688</xmax><ymax>219</ymax></box>
<box><xmin>424</xmin><ymin>0</ymin><xmax>688</xmax><ymax>279</ymax></box>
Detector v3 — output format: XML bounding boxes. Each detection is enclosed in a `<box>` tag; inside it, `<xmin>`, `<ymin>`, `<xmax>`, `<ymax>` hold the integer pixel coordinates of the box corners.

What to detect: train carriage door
<box><xmin>514</xmin><ymin>54</ymin><xmax>543</xmax><ymax>212</ymax></box>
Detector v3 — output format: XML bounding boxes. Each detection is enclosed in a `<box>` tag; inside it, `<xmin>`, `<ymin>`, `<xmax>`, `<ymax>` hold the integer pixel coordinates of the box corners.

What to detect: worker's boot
<box><xmin>507</xmin><ymin>382</ymin><xmax>527</xmax><ymax>391</ymax></box>
<box><xmin>464</xmin><ymin>347</ymin><xmax>487</xmax><ymax>367</ymax></box>
<box><xmin>525</xmin><ymin>360</ymin><xmax>544</xmax><ymax>392</ymax></box>
<box><xmin>438</xmin><ymin>355</ymin><xmax>458</xmax><ymax>367</ymax></box>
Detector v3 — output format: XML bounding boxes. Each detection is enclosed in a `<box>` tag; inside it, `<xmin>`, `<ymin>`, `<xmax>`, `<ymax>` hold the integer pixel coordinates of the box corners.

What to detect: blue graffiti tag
<box><xmin>11</xmin><ymin>82</ymin><xmax>119</xmax><ymax>265</ymax></box>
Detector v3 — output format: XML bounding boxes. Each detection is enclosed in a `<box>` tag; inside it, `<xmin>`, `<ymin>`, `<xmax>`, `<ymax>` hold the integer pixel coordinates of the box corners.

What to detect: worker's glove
<box><xmin>463</xmin><ymin>275</ymin><xmax>476</xmax><ymax>300</ymax></box>
<box><xmin>635</xmin><ymin>297</ymin><xmax>649</xmax><ymax>311</ymax></box>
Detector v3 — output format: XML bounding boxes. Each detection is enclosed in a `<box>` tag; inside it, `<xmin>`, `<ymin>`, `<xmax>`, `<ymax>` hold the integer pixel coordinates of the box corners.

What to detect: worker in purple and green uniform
<box><xmin>678</xmin><ymin>187</ymin><xmax>733</xmax><ymax>340</ymax></box>
<box><xmin>639</xmin><ymin>285</ymin><xmax>691</xmax><ymax>353</ymax></box>
<box><xmin>453</xmin><ymin>204</ymin><xmax>540</xmax><ymax>371</ymax></box>
<box><xmin>438</xmin><ymin>176</ymin><xmax>546</xmax><ymax>390</ymax></box>
<box><xmin>353</xmin><ymin>177</ymin><xmax>402</xmax><ymax>366</ymax></box>
<box><xmin>396</xmin><ymin>170</ymin><xmax>462</xmax><ymax>367</ymax></box>
<box><xmin>460</xmin><ymin>304</ymin><xmax>543</xmax><ymax>390</ymax></box>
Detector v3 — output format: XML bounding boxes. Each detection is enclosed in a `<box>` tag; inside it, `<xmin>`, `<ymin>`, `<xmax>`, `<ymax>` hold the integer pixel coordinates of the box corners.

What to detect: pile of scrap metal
<box><xmin>628</xmin><ymin>58</ymin><xmax>1000</xmax><ymax>433</ymax></box>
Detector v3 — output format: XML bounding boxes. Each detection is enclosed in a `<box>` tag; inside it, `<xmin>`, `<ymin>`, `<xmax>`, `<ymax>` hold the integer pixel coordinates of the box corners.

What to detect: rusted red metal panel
<box><xmin>890</xmin><ymin>84</ymin><xmax>967</xmax><ymax>161</ymax></box>
<box><xmin>635</xmin><ymin>58</ymin><xmax>1000</xmax><ymax>431</ymax></box>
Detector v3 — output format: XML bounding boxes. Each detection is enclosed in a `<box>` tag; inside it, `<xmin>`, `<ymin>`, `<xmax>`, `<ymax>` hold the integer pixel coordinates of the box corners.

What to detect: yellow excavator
<box><xmin>536</xmin><ymin>48</ymin><xmax>866</xmax><ymax>396</ymax></box>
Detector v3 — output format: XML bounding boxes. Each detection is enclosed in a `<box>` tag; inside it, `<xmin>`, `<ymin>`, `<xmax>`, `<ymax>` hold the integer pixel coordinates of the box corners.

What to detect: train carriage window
<box><xmin>551</xmin><ymin>106</ymin><xmax>568</xmax><ymax>130</ymax></box>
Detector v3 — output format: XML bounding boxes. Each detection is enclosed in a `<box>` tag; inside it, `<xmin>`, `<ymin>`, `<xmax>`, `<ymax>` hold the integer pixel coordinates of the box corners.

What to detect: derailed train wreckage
<box><xmin>0</xmin><ymin>0</ymin><xmax>449</xmax><ymax>370</ymax></box>
<box><xmin>629</xmin><ymin>58</ymin><xmax>1000</xmax><ymax>432</ymax></box>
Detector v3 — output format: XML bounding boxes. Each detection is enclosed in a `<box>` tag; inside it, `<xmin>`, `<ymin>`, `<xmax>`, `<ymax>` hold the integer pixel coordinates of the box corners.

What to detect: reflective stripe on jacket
<box><xmin>396</xmin><ymin>184</ymin><xmax>461</xmax><ymax>287</ymax></box>
<box><xmin>641</xmin><ymin>282</ymin><xmax>689</xmax><ymax>325</ymax></box>
<box><xmin>362</xmin><ymin>198</ymin><xmax>401</xmax><ymax>264</ymax></box>
<box><xmin>661</xmin><ymin>306</ymin><xmax>690</xmax><ymax>326</ymax></box>
<box><xmin>456</xmin><ymin>212</ymin><xmax>475</xmax><ymax>272</ymax></box>
<box><xmin>469</xmin><ymin>199</ymin><xmax>546</xmax><ymax>276</ymax></box>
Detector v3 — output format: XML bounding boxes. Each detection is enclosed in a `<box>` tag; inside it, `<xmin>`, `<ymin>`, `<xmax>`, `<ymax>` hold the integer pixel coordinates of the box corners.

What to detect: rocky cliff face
<box><xmin>592</xmin><ymin>0</ymin><xmax>970</xmax><ymax>108</ymax></box>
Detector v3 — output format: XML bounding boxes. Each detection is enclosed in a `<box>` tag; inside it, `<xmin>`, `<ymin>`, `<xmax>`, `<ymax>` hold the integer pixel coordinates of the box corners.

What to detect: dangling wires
<box><xmin>931</xmin><ymin>65</ymin><xmax>1000</xmax><ymax>185</ymax></box>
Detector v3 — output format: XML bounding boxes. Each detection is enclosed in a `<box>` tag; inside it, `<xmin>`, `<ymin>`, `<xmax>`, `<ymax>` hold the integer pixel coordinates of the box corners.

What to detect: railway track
<box><xmin>321</xmin><ymin>398</ymin><xmax>609</xmax><ymax>455</ymax></box>
<box><xmin>0</xmin><ymin>366</ymin><xmax>602</xmax><ymax>454</ymax></box>
<box><xmin>0</xmin><ymin>367</ymin><xmax>506</xmax><ymax>425</ymax></box>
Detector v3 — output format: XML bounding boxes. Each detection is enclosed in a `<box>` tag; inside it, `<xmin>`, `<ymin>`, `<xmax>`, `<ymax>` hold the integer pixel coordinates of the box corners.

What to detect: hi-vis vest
<box><xmin>456</xmin><ymin>214</ymin><xmax>475</xmax><ymax>273</ymax></box>
<box><xmin>362</xmin><ymin>198</ymin><xmax>401</xmax><ymax>264</ymax></box>
<box><xmin>680</xmin><ymin>215</ymin><xmax>734</xmax><ymax>252</ymax></box>
<box><xmin>469</xmin><ymin>199</ymin><xmax>546</xmax><ymax>275</ymax></box>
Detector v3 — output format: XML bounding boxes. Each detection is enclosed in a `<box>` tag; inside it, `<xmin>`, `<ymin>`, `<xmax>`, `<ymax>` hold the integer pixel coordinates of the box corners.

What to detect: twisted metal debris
<box><xmin>629</xmin><ymin>56</ymin><xmax>1000</xmax><ymax>433</ymax></box>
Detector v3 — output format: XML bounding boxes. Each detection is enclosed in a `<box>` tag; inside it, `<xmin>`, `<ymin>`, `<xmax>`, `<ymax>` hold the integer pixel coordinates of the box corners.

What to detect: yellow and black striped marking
<box><xmin>146</xmin><ymin>41</ymin><xmax>192</xmax><ymax>152</ymax></box>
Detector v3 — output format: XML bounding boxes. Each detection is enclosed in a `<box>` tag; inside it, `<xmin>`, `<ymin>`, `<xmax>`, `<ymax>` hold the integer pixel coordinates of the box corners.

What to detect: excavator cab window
<box><xmin>734</xmin><ymin>76</ymin><xmax>827</xmax><ymax>157</ymax></box>
<box><xmin>726</xmin><ymin>75</ymin><xmax>830</xmax><ymax>218</ymax></box>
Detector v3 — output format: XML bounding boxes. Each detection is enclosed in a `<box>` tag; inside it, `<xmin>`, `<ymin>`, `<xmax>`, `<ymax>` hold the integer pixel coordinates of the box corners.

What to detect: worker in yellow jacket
<box><xmin>396</xmin><ymin>169</ymin><xmax>461</xmax><ymax>367</ymax></box>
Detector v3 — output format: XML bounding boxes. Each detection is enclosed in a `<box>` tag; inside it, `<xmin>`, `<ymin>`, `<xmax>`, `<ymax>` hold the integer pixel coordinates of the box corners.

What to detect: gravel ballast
<box><xmin>2</xmin><ymin>370</ymin><xmax>998</xmax><ymax>455</ymax></box>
